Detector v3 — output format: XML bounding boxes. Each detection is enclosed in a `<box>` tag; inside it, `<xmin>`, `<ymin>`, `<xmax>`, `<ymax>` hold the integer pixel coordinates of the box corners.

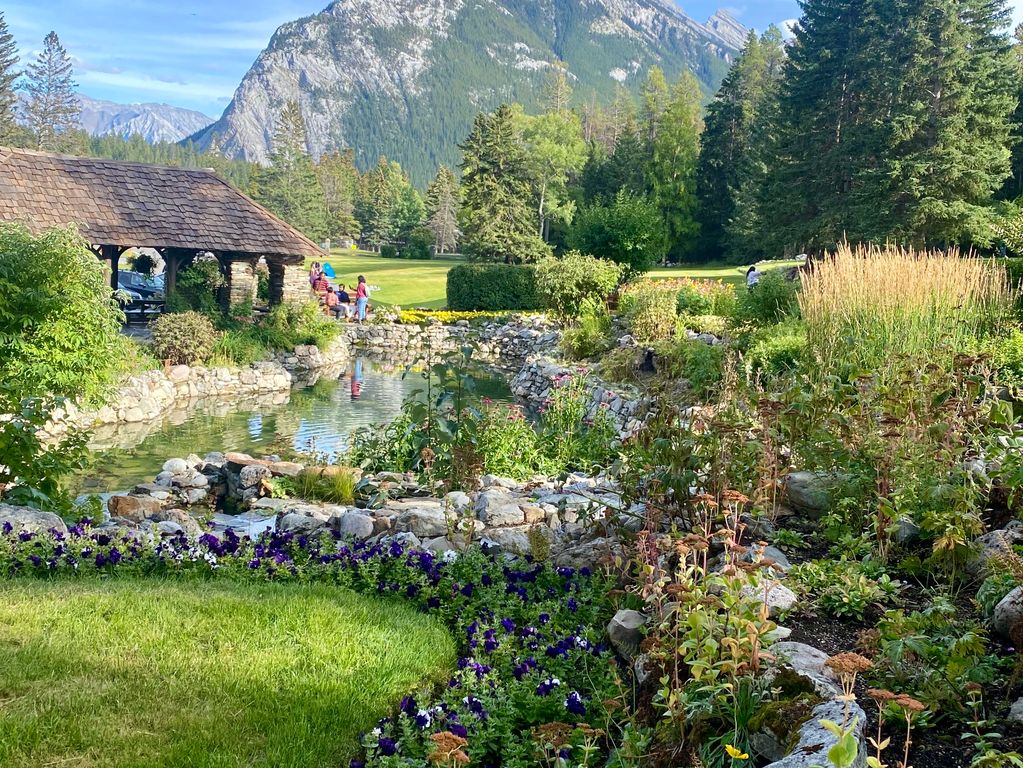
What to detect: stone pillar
<box><xmin>223</xmin><ymin>256</ymin><xmax>258</xmax><ymax>310</ymax></box>
<box><xmin>268</xmin><ymin>257</ymin><xmax>309</xmax><ymax>306</ymax></box>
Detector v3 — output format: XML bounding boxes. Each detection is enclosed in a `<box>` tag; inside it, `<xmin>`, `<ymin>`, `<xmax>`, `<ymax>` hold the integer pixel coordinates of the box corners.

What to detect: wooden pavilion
<box><xmin>0</xmin><ymin>146</ymin><xmax>322</xmax><ymax>309</ymax></box>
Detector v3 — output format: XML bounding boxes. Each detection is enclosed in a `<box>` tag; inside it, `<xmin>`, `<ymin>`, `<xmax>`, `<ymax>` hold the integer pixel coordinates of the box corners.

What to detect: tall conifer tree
<box><xmin>426</xmin><ymin>165</ymin><xmax>461</xmax><ymax>254</ymax></box>
<box><xmin>0</xmin><ymin>12</ymin><xmax>19</xmax><ymax>143</ymax></box>
<box><xmin>23</xmin><ymin>31</ymin><xmax>79</xmax><ymax>152</ymax></box>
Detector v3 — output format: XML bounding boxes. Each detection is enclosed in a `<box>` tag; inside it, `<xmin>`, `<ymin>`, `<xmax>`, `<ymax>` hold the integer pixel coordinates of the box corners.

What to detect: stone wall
<box><xmin>511</xmin><ymin>358</ymin><xmax>649</xmax><ymax>440</ymax></box>
<box><xmin>224</xmin><ymin>257</ymin><xmax>257</xmax><ymax>309</ymax></box>
<box><xmin>267</xmin><ymin>257</ymin><xmax>309</xmax><ymax>306</ymax></box>
<box><xmin>42</xmin><ymin>361</ymin><xmax>293</xmax><ymax>442</ymax></box>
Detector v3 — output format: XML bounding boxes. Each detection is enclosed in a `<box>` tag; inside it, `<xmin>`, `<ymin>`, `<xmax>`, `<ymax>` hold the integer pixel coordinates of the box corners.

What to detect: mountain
<box><xmin>194</xmin><ymin>0</ymin><xmax>745</xmax><ymax>185</ymax></box>
<box><xmin>77</xmin><ymin>95</ymin><xmax>214</xmax><ymax>144</ymax></box>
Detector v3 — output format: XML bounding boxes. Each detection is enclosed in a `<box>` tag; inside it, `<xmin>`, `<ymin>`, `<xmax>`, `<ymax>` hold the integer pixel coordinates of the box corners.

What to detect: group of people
<box><xmin>309</xmin><ymin>262</ymin><xmax>370</xmax><ymax>322</ymax></box>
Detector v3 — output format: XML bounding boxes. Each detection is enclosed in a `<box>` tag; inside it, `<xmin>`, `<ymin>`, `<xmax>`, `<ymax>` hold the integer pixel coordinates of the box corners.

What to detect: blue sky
<box><xmin>5</xmin><ymin>1</ymin><xmax>1023</xmax><ymax>118</ymax></box>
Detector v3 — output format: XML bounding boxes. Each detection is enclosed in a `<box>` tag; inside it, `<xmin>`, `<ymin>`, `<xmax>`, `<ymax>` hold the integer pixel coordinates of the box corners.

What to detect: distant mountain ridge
<box><xmin>193</xmin><ymin>0</ymin><xmax>747</xmax><ymax>184</ymax></box>
<box><xmin>77</xmin><ymin>95</ymin><xmax>213</xmax><ymax>144</ymax></box>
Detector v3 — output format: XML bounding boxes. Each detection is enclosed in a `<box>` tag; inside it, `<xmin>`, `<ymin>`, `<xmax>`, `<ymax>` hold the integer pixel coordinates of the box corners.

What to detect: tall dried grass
<box><xmin>799</xmin><ymin>244</ymin><xmax>1014</xmax><ymax>377</ymax></box>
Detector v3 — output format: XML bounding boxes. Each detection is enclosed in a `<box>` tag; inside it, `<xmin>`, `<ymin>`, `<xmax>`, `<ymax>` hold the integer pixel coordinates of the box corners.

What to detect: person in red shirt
<box><xmin>312</xmin><ymin>273</ymin><xmax>329</xmax><ymax>294</ymax></box>
<box><xmin>355</xmin><ymin>275</ymin><xmax>369</xmax><ymax>323</ymax></box>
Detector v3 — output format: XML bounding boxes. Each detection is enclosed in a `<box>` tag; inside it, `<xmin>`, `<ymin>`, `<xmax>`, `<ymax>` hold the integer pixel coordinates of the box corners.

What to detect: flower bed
<box><xmin>0</xmin><ymin>521</ymin><xmax>626</xmax><ymax>766</ymax></box>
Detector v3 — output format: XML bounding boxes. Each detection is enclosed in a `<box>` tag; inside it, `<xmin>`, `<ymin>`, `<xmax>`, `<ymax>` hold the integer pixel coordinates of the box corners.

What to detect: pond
<box><xmin>71</xmin><ymin>356</ymin><xmax>512</xmax><ymax>496</ymax></box>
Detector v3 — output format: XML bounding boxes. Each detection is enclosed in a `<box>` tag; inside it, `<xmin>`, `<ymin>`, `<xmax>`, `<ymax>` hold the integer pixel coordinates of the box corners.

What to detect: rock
<box><xmin>397</xmin><ymin>508</ymin><xmax>448</xmax><ymax>539</ymax></box>
<box><xmin>277</xmin><ymin>513</ymin><xmax>327</xmax><ymax>534</ymax></box>
<box><xmin>474</xmin><ymin>489</ymin><xmax>526</xmax><ymax>526</ymax></box>
<box><xmin>743</xmin><ymin>580</ymin><xmax>798</xmax><ymax>617</ymax></box>
<box><xmin>484</xmin><ymin>527</ymin><xmax>536</xmax><ymax>556</ymax></box>
<box><xmin>742</xmin><ymin>543</ymin><xmax>792</xmax><ymax>573</ymax></box>
<box><xmin>239</xmin><ymin>464</ymin><xmax>272</xmax><ymax>489</ymax></box>
<box><xmin>173</xmin><ymin>470</ymin><xmax>209</xmax><ymax>489</ymax></box>
<box><xmin>156</xmin><ymin>521</ymin><xmax>184</xmax><ymax>536</ymax></box>
<box><xmin>0</xmin><ymin>504</ymin><xmax>67</xmax><ymax>535</ymax></box>
<box><xmin>554</xmin><ymin>537</ymin><xmax>621</xmax><ymax>569</ymax></box>
<box><xmin>764</xmin><ymin>700</ymin><xmax>867</xmax><ymax>768</ymax></box>
<box><xmin>107</xmin><ymin>494</ymin><xmax>163</xmax><ymax>523</ymax></box>
<box><xmin>969</xmin><ymin>522</ymin><xmax>1023</xmax><ymax>577</ymax></box>
<box><xmin>783</xmin><ymin>471</ymin><xmax>845</xmax><ymax>517</ymax></box>
<box><xmin>182</xmin><ymin>488</ymin><xmax>208</xmax><ymax>506</ymax></box>
<box><xmin>1009</xmin><ymin>696</ymin><xmax>1023</xmax><ymax>723</ymax></box>
<box><xmin>893</xmin><ymin>517</ymin><xmax>921</xmax><ymax>546</ymax></box>
<box><xmin>444</xmin><ymin>491</ymin><xmax>472</xmax><ymax>514</ymax></box>
<box><xmin>480</xmin><ymin>475</ymin><xmax>519</xmax><ymax>490</ymax></box>
<box><xmin>766</xmin><ymin>642</ymin><xmax>841</xmax><ymax>698</ymax></box>
<box><xmin>608</xmin><ymin>609</ymin><xmax>647</xmax><ymax>659</ymax></box>
<box><xmin>424</xmin><ymin>536</ymin><xmax>460</xmax><ymax>555</ymax></box>
<box><xmin>168</xmin><ymin>365</ymin><xmax>190</xmax><ymax>383</ymax></box>
<box><xmin>993</xmin><ymin>586</ymin><xmax>1023</xmax><ymax>643</ymax></box>
<box><xmin>337</xmin><ymin>511</ymin><xmax>375</xmax><ymax>540</ymax></box>
<box><xmin>633</xmin><ymin>653</ymin><xmax>657</xmax><ymax>687</ymax></box>
<box><xmin>162</xmin><ymin>458</ymin><xmax>188</xmax><ymax>474</ymax></box>
<box><xmin>269</xmin><ymin>461</ymin><xmax>304</xmax><ymax>478</ymax></box>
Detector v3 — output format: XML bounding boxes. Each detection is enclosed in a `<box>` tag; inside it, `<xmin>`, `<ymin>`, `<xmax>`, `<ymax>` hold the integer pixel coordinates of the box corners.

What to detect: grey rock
<box><xmin>444</xmin><ymin>491</ymin><xmax>472</xmax><ymax>514</ymax></box>
<box><xmin>107</xmin><ymin>494</ymin><xmax>163</xmax><ymax>523</ymax></box>
<box><xmin>969</xmin><ymin>522</ymin><xmax>1023</xmax><ymax>577</ymax></box>
<box><xmin>633</xmin><ymin>653</ymin><xmax>656</xmax><ymax>687</ymax></box>
<box><xmin>767</xmin><ymin>642</ymin><xmax>841</xmax><ymax>698</ymax></box>
<box><xmin>239</xmin><ymin>464</ymin><xmax>272</xmax><ymax>489</ymax></box>
<box><xmin>173</xmin><ymin>470</ymin><xmax>209</xmax><ymax>489</ymax></box>
<box><xmin>480</xmin><ymin>475</ymin><xmax>519</xmax><ymax>490</ymax></box>
<box><xmin>764</xmin><ymin>700</ymin><xmax>867</xmax><ymax>768</ymax></box>
<box><xmin>742</xmin><ymin>543</ymin><xmax>792</xmax><ymax>573</ymax></box>
<box><xmin>783</xmin><ymin>471</ymin><xmax>845</xmax><ymax>517</ymax></box>
<box><xmin>0</xmin><ymin>504</ymin><xmax>67</xmax><ymax>535</ymax></box>
<box><xmin>608</xmin><ymin>609</ymin><xmax>647</xmax><ymax>658</ymax></box>
<box><xmin>337</xmin><ymin>512</ymin><xmax>375</xmax><ymax>540</ymax></box>
<box><xmin>156</xmin><ymin>520</ymin><xmax>184</xmax><ymax>536</ymax></box>
<box><xmin>162</xmin><ymin>458</ymin><xmax>188</xmax><ymax>474</ymax></box>
<box><xmin>182</xmin><ymin>488</ymin><xmax>208</xmax><ymax>506</ymax></box>
<box><xmin>1009</xmin><ymin>696</ymin><xmax>1023</xmax><ymax>723</ymax></box>
<box><xmin>397</xmin><ymin>508</ymin><xmax>448</xmax><ymax>539</ymax></box>
<box><xmin>277</xmin><ymin>513</ymin><xmax>327</xmax><ymax>534</ymax></box>
<box><xmin>893</xmin><ymin>517</ymin><xmax>921</xmax><ymax>546</ymax></box>
<box><xmin>554</xmin><ymin>537</ymin><xmax>621</xmax><ymax>569</ymax></box>
<box><xmin>993</xmin><ymin>586</ymin><xmax>1023</xmax><ymax>643</ymax></box>
<box><xmin>484</xmin><ymin>527</ymin><xmax>541</xmax><ymax>556</ymax></box>
<box><xmin>743</xmin><ymin>580</ymin><xmax>797</xmax><ymax>617</ymax></box>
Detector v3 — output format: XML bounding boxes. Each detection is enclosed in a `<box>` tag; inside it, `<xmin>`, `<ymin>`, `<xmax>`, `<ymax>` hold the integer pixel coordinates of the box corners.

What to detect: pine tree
<box><xmin>543</xmin><ymin>61</ymin><xmax>573</xmax><ymax>115</ymax></box>
<box><xmin>459</xmin><ymin>105</ymin><xmax>551</xmax><ymax>264</ymax></box>
<box><xmin>649</xmin><ymin>73</ymin><xmax>703</xmax><ymax>261</ymax></box>
<box><xmin>23</xmin><ymin>31</ymin><xmax>80</xmax><ymax>152</ymax></box>
<box><xmin>1001</xmin><ymin>23</ymin><xmax>1023</xmax><ymax>200</ymax></box>
<box><xmin>361</xmin><ymin>157</ymin><xmax>406</xmax><ymax>248</ymax></box>
<box><xmin>317</xmin><ymin>149</ymin><xmax>361</xmax><ymax>243</ymax></box>
<box><xmin>252</xmin><ymin>101</ymin><xmax>328</xmax><ymax>240</ymax></box>
<box><xmin>0</xmin><ymin>12</ymin><xmax>19</xmax><ymax>143</ymax></box>
<box><xmin>640</xmin><ymin>67</ymin><xmax>670</xmax><ymax>146</ymax></box>
<box><xmin>426</xmin><ymin>165</ymin><xmax>461</xmax><ymax>254</ymax></box>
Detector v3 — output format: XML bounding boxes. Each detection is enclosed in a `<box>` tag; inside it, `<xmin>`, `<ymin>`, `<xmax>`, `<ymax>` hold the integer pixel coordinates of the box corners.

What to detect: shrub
<box><xmin>800</xmin><ymin>244</ymin><xmax>1012</xmax><ymax>379</ymax></box>
<box><xmin>569</xmin><ymin>191</ymin><xmax>669</xmax><ymax>275</ymax></box>
<box><xmin>446</xmin><ymin>264</ymin><xmax>539</xmax><ymax>311</ymax></box>
<box><xmin>534</xmin><ymin>251</ymin><xmax>624</xmax><ymax>318</ymax></box>
<box><xmin>989</xmin><ymin>328</ymin><xmax>1023</xmax><ymax>390</ymax></box>
<box><xmin>735</xmin><ymin>269</ymin><xmax>800</xmax><ymax>327</ymax></box>
<box><xmin>561</xmin><ymin>298</ymin><xmax>614</xmax><ymax>360</ymax></box>
<box><xmin>401</xmin><ymin>228</ymin><xmax>435</xmax><ymax>260</ymax></box>
<box><xmin>620</xmin><ymin>283</ymin><xmax>678</xmax><ymax>341</ymax></box>
<box><xmin>655</xmin><ymin>339</ymin><xmax>726</xmax><ymax>400</ymax></box>
<box><xmin>150</xmin><ymin>311</ymin><xmax>221</xmax><ymax>365</ymax></box>
<box><xmin>678</xmin><ymin>314</ymin><xmax>728</xmax><ymax>337</ymax></box>
<box><xmin>0</xmin><ymin>224</ymin><xmax>127</xmax><ymax>403</ymax></box>
<box><xmin>746</xmin><ymin>321</ymin><xmax>808</xmax><ymax>374</ymax></box>
<box><xmin>165</xmin><ymin>257</ymin><xmax>224</xmax><ymax>316</ymax></box>
<box><xmin>379</xmin><ymin>244</ymin><xmax>398</xmax><ymax>259</ymax></box>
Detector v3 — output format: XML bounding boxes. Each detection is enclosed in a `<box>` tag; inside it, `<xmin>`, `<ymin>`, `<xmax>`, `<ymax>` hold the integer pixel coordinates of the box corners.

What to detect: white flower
<box><xmin>371</xmin><ymin>727</ymin><xmax>382</xmax><ymax>737</ymax></box>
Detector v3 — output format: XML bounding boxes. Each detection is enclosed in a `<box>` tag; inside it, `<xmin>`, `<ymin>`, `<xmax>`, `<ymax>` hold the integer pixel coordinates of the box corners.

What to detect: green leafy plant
<box><xmin>788</xmin><ymin>559</ymin><xmax>902</xmax><ymax>620</ymax></box>
<box><xmin>294</xmin><ymin>466</ymin><xmax>358</xmax><ymax>505</ymax></box>
<box><xmin>534</xmin><ymin>251</ymin><xmax>624</xmax><ymax>319</ymax></box>
<box><xmin>150</xmin><ymin>311</ymin><xmax>221</xmax><ymax>365</ymax></box>
<box><xmin>734</xmin><ymin>269</ymin><xmax>799</xmax><ymax>327</ymax></box>
<box><xmin>165</xmin><ymin>257</ymin><xmax>225</xmax><ymax>316</ymax></box>
<box><xmin>0</xmin><ymin>224</ymin><xmax>127</xmax><ymax>404</ymax></box>
<box><xmin>620</xmin><ymin>283</ymin><xmax>679</xmax><ymax>341</ymax></box>
<box><xmin>562</xmin><ymin>298</ymin><xmax>614</xmax><ymax>360</ymax></box>
<box><xmin>446</xmin><ymin>264</ymin><xmax>539</xmax><ymax>311</ymax></box>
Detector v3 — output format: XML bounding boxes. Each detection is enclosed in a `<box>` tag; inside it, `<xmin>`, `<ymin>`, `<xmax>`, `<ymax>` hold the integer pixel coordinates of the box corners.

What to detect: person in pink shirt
<box><xmin>355</xmin><ymin>275</ymin><xmax>369</xmax><ymax>323</ymax></box>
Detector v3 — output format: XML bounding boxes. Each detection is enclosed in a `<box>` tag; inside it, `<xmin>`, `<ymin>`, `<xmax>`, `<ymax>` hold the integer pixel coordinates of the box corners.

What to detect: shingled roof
<box><xmin>0</xmin><ymin>146</ymin><xmax>323</xmax><ymax>258</ymax></box>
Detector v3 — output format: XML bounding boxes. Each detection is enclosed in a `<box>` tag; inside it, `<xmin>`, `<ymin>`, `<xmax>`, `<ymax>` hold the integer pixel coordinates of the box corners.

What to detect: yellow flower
<box><xmin>725</xmin><ymin>744</ymin><xmax>750</xmax><ymax>760</ymax></box>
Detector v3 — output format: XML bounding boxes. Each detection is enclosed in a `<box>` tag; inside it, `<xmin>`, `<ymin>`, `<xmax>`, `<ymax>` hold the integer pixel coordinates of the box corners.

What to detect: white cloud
<box><xmin>78</xmin><ymin>70</ymin><xmax>233</xmax><ymax>102</ymax></box>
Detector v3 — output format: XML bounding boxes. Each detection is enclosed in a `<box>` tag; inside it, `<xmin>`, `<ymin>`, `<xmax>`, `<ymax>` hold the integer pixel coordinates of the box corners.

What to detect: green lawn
<box><xmin>308</xmin><ymin>252</ymin><xmax>802</xmax><ymax>308</ymax></box>
<box><xmin>0</xmin><ymin>578</ymin><xmax>455</xmax><ymax>768</ymax></box>
<box><xmin>312</xmin><ymin>251</ymin><xmax>464</xmax><ymax>309</ymax></box>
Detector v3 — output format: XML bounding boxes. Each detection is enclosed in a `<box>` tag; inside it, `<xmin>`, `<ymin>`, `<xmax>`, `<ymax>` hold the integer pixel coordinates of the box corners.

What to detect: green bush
<box><xmin>379</xmin><ymin>245</ymin><xmax>398</xmax><ymax>259</ymax></box>
<box><xmin>0</xmin><ymin>224</ymin><xmax>127</xmax><ymax>403</ymax></box>
<box><xmin>990</xmin><ymin>328</ymin><xmax>1023</xmax><ymax>389</ymax></box>
<box><xmin>534</xmin><ymin>251</ymin><xmax>624</xmax><ymax>318</ymax></box>
<box><xmin>165</xmin><ymin>258</ymin><xmax>224</xmax><ymax>316</ymax></box>
<box><xmin>401</xmin><ymin>228</ymin><xmax>435</xmax><ymax>260</ymax></box>
<box><xmin>447</xmin><ymin>264</ymin><xmax>539</xmax><ymax>311</ymax></box>
<box><xmin>746</xmin><ymin>321</ymin><xmax>808</xmax><ymax>374</ymax></box>
<box><xmin>656</xmin><ymin>339</ymin><xmax>726</xmax><ymax>400</ymax></box>
<box><xmin>676</xmin><ymin>282</ymin><xmax>713</xmax><ymax>316</ymax></box>
<box><xmin>621</xmin><ymin>283</ymin><xmax>679</xmax><ymax>341</ymax></box>
<box><xmin>150</xmin><ymin>311</ymin><xmax>221</xmax><ymax>365</ymax></box>
<box><xmin>735</xmin><ymin>269</ymin><xmax>800</xmax><ymax>326</ymax></box>
<box><xmin>569</xmin><ymin>191</ymin><xmax>668</xmax><ymax>275</ymax></box>
<box><xmin>561</xmin><ymin>298</ymin><xmax>614</xmax><ymax>360</ymax></box>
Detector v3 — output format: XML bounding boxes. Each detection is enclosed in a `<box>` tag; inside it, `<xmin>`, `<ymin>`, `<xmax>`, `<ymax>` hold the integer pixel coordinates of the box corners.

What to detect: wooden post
<box><xmin>162</xmin><ymin>248</ymin><xmax>179</xmax><ymax>302</ymax></box>
<box><xmin>100</xmin><ymin>244</ymin><xmax>121</xmax><ymax>292</ymax></box>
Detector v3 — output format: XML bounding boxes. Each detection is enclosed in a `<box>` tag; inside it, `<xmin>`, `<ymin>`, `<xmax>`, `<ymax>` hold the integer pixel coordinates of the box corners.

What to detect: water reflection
<box><xmin>72</xmin><ymin>356</ymin><xmax>511</xmax><ymax>496</ymax></box>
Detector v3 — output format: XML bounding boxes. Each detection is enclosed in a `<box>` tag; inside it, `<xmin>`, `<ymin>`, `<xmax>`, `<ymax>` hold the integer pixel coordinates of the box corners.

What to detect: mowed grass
<box><xmin>307</xmin><ymin>252</ymin><xmax>803</xmax><ymax>308</ymax></box>
<box><xmin>0</xmin><ymin>578</ymin><xmax>456</xmax><ymax>768</ymax></box>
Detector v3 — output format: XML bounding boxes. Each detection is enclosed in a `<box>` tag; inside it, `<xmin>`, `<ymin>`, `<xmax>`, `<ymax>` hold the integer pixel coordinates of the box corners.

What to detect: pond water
<box><xmin>72</xmin><ymin>356</ymin><xmax>512</xmax><ymax>497</ymax></box>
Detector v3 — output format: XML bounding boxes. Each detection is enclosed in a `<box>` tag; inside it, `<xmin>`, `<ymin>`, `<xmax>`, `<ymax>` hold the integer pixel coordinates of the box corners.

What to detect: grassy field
<box><xmin>308</xmin><ymin>252</ymin><xmax>801</xmax><ymax>308</ymax></box>
<box><xmin>0</xmin><ymin>578</ymin><xmax>455</xmax><ymax>768</ymax></box>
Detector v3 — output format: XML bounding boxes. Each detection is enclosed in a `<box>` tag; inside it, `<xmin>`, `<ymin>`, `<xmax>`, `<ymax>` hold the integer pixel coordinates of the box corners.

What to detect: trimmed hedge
<box><xmin>446</xmin><ymin>264</ymin><xmax>539</xmax><ymax>311</ymax></box>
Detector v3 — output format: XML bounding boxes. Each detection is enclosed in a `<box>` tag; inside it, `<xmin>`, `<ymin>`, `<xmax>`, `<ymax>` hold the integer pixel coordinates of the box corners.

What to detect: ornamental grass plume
<box><xmin>799</xmin><ymin>244</ymin><xmax>1013</xmax><ymax>381</ymax></box>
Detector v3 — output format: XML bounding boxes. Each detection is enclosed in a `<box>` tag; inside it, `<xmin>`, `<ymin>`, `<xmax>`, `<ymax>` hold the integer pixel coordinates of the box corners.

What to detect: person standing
<box><xmin>309</xmin><ymin>261</ymin><xmax>322</xmax><ymax>288</ymax></box>
<box><xmin>746</xmin><ymin>265</ymin><xmax>763</xmax><ymax>289</ymax></box>
<box><xmin>355</xmin><ymin>275</ymin><xmax>369</xmax><ymax>323</ymax></box>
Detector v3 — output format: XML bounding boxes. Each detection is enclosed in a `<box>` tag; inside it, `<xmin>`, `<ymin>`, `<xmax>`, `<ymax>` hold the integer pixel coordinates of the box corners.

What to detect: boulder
<box><xmin>764</xmin><ymin>700</ymin><xmax>867</xmax><ymax>768</ymax></box>
<box><xmin>269</xmin><ymin>461</ymin><xmax>304</xmax><ymax>478</ymax></box>
<box><xmin>782</xmin><ymin>471</ymin><xmax>845</xmax><ymax>517</ymax></box>
<box><xmin>1009</xmin><ymin>696</ymin><xmax>1023</xmax><ymax>723</ymax></box>
<box><xmin>766</xmin><ymin>642</ymin><xmax>841</xmax><ymax>698</ymax></box>
<box><xmin>277</xmin><ymin>513</ymin><xmax>327</xmax><ymax>535</ymax></box>
<box><xmin>444</xmin><ymin>491</ymin><xmax>472</xmax><ymax>514</ymax></box>
<box><xmin>107</xmin><ymin>494</ymin><xmax>163</xmax><ymax>523</ymax></box>
<box><xmin>554</xmin><ymin>537</ymin><xmax>622</xmax><ymax>569</ymax></box>
<box><xmin>162</xmin><ymin>458</ymin><xmax>189</xmax><ymax>475</ymax></box>
<box><xmin>993</xmin><ymin>586</ymin><xmax>1023</xmax><ymax>643</ymax></box>
<box><xmin>969</xmin><ymin>522</ymin><xmax>1023</xmax><ymax>577</ymax></box>
<box><xmin>337</xmin><ymin>511</ymin><xmax>375</xmax><ymax>540</ymax></box>
<box><xmin>608</xmin><ymin>609</ymin><xmax>647</xmax><ymax>659</ymax></box>
<box><xmin>742</xmin><ymin>543</ymin><xmax>792</xmax><ymax>573</ymax></box>
<box><xmin>475</xmin><ymin>490</ymin><xmax>526</xmax><ymax>526</ymax></box>
<box><xmin>239</xmin><ymin>464</ymin><xmax>272</xmax><ymax>490</ymax></box>
<box><xmin>743</xmin><ymin>580</ymin><xmax>798</xmax><ymax>617</ymax></box>
<box><xmin>397</xmin><ymin>508</ymin><xmax>448</xmax><ymax>539</ymax></box>
<box><xmin>156</xmin><ymin>521</ymin><xmax>184</xmax><ymax>536</ymax></box>
<box><xmin>484</xmin><ymin>527</ymin><xmax>536</xmax><ymax>556</ymax></box>
<box><xmin>0</xmin><ymin>504</ymin><xmax>67</xmax><ymax>535</ymax></box>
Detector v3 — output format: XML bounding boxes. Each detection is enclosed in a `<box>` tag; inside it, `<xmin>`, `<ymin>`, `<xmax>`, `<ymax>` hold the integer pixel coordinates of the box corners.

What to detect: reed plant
<box><xmin>799</xmin><ymin>244</ymin><xmax>1013</xmax><ymax>379</ymax></box>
